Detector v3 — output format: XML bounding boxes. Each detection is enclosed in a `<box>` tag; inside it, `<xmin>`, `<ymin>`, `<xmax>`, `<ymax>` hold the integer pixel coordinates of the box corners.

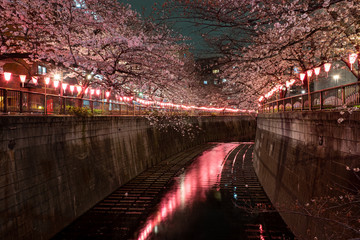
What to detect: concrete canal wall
<box><xmin>254</xmin><ymin>112</ymin><xmax>360</xmax><ymax>239</ymax></box>
<box><xmin>0</xmin><ymin>115</ymin><xmax>256</xmax><ymax>240</ymax></box>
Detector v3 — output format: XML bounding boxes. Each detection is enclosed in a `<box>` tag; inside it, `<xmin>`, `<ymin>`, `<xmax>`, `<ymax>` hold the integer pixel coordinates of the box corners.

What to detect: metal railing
<box><xmin>260</xmin><ymin>81</ymin><xmax>360</xmax><ymax>113</ymax></box>
<box><xmin>0</xmin><ymin>87</ymin><xmax>242</xmax><ymax>116</ymax></box>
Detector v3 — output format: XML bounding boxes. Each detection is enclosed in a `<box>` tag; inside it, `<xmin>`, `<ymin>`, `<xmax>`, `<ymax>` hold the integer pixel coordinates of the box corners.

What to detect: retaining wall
<box><xmin>254</xmin><ymin>111</ymin><xmax>360</xmax><ymax>239</ymax></box>
<box><xmin>0</xmin><ymin>115</ymin><xmax>256</xmax><ymax>240</ymax></box>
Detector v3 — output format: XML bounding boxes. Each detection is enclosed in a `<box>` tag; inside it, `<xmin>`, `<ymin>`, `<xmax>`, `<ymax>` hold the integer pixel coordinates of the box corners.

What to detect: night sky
<box><xmin>120</xmin><ymin>0</ymin><xmax>212</xmax><ymax>58</ymax></box>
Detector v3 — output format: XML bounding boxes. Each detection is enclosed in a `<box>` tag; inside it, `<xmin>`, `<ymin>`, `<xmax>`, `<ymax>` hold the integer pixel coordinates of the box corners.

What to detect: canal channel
<box><xmin>53</xmin><ymin>143</ymin><xmax>295</xmax><ymax>240</ymax></box>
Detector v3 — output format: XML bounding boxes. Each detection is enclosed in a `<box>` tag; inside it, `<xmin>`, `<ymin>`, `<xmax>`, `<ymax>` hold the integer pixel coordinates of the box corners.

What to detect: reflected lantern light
<box><xmin>4</xmin><ymin>72</ymin><xmax>12</xmax><ymax>81</ymax></box>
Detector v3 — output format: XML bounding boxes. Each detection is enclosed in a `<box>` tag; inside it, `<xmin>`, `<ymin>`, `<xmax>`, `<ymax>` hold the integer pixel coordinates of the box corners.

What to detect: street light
<box><xmin>333</xmin><ymin>74</ymin><xmax>340</xmax><ymax>85</ymax></box>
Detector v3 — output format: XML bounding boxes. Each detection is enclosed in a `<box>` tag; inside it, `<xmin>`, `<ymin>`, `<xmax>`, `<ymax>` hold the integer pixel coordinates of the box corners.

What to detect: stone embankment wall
<box><xmin>0</xmin><ymin>115</ymin><xmax>256</xmax><ymax>240</ymax></box>
<box><xmin>254</xmin><ymin>112</ymin><xmax>360</xmax><ymax>240</ymax></box>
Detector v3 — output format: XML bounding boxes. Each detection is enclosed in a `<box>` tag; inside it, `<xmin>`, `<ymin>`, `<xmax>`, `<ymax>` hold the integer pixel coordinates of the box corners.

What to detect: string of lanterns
<box><xmin>1</xmin><ymin>72</ymin><xmax>255</xmax><ymax>114</ymax></box>
<box><xmin>259</xmin><ymin>52</ymin><xmax>359</xmax><ymax>103</ymax></box>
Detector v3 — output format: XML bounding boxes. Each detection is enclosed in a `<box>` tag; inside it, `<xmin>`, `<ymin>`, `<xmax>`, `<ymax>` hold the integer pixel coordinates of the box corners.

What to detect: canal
<box><xmin>53</xmin><ymin>143</ymin><xmax>294</xmax><ymax>240</ymax></box>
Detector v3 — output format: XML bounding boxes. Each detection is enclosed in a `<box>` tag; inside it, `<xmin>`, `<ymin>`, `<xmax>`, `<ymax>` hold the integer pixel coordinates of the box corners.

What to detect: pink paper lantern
<box><xmin>324</xmin><ymin>63</ymin><xmax>331</xmax><ymax>72</ymax></box>
<box><xmin>300</xmin><ymin>73</ymin><xmax>306</xmax><ymax>82</ymax></box>
<box><xmin>96</xmin><ymin>89</ymin><xmax>101</xmax><ymax>96</ymax></box>
<box><xmin>4</xmin><ymin>72</ymin><xmax>12</xmax><ymax>81</ymax></box>
<box><xmin>32</xmin><ymin>76</ymin><xmax>38</xmax><ymax>84</ymax></box>
<box><xmin>70</xmin><ymin>85</ymin><xmax>75</xmax><ymax>93</ymax></box>
<box><xmin>349</xmin><ymin>53</ymin><xmax>358</xmax><ymax>70</ymax></box>
<box><xmin>62</xmin><ymin>83</ymin><xmax>68</xmax><ymax>91</ymax></box>
<box><xmin>45</xmin><ymin>77</ymin><xmax>50</xmax><ymax>85</ymax></box>
<box><xmin>54</xmin><ymin>80</ymin><xmax>59</xmax><ymax>88</ymax></box>
<box><xmin>324</xmin><ymin>63</ymin><xmax>331</xmax><ymax>77</ymax></box>
<box><xmin>19</xmin><ymin>75</ymin><xmax>26</xmax><ymax>83</ymax></box>
<box><xmin>314</xmin><ymin>67</ymin><xmax>321</xmax><ymax>76</ymax></box>
<box><xmin>307</xmin><ymin>69</ymin><xmax>313</xmax><ymax>78</ymax></box>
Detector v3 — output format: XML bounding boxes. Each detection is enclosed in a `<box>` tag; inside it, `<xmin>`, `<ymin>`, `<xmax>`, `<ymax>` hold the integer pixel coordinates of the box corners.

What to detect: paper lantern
<box><xmin>45</xmin><ymin>77</ymin><xmax>50</xmax><ymax>85</ymax></box>
<box><xmin>300</xmin><ymin>73</ymin><xmax>306</xmax><ymax>82</ymax></box>
<box><xmin>349</xmin><ymin>53</ymin><xmax>358</xmax><ymax>70</ymax></box>
<box><xmin>307</xmin><ymin>69</ymin><xmax>313</xmax><ymax>78</ymax></box>
<box><xmin>324</xmin><ymin>63</ymin><xmax>331</xmax><ymax>77</ymax></box>
<box><xmin>62</xmin><ymin>83</ymin><xmax>68</xmax><ymax>91</ymax></box>
<box><xmin>4</xmin><ymin>72</ymin><xmax>12</xmax><ymax>81</ymax></box>
<box><xmin>32</xmin><ymin>76</ymin><xmax>38</xmax><ymax>84</ymax></box>
<box><xmin>19</xmin><ymin>75</ymin><xmax>26</xmax><ymax>83</ymax></box>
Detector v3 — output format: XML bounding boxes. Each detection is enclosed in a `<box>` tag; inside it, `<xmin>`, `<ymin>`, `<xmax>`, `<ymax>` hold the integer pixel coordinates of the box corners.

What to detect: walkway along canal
<box><xmin>53</xmin><ymin>143</ymin><xmax>294</xmax><ymax>240</ymax></box>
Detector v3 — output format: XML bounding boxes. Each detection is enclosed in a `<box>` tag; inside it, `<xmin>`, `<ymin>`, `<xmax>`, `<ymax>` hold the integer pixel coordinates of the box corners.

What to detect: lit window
<box><xmin>204</xmin><ymin>81</ymin><xmax>208</xmax><ymax>85</ymax></box>
<box><xmin>212</xmin><ymin>69</ymin><xmax>219</xmax><ymax>74</ymax></box>
<box><xmin>38</xmin><ymin>65</ymin><xmax>47</xmax><ymax>75</ymax></box>
<box><xmin>222</xmin><ymin>78</ymin><xmax>227</xmax><ymax>83</ymax></box>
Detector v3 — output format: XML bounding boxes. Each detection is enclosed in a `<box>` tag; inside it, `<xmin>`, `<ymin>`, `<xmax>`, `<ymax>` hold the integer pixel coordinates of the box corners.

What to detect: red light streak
<box><xmin>137</xmin><ymin>144</ymin><xmax>239</xmax><ymax>240</ymax></box>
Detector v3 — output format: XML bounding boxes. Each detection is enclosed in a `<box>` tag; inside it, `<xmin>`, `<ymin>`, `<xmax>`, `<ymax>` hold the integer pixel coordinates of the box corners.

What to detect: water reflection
<box><xmin>137</xmin><ymin>143</ymin><xmax>239</xmax><ymax>240</ymax></box>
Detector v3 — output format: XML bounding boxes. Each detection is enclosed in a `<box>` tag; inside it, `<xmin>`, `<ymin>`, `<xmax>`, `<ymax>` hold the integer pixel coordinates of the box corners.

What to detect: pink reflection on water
<box><xmin>259</xmin><ymin>224</ymin><xmax>265</xmax><ymax>240</ymax></box>
<box><xmin>137</xmin><ymin>143</ymin><xmax>239</xmax><ymax>240</ymax></box>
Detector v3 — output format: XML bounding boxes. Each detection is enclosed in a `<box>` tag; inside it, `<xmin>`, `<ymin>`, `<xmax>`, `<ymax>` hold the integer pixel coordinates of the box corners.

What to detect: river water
<box><xmin>136</xmin><ymin>143</ymin><xmax>294</xmax><ymax>240</ymax></box>
<box><xmin>53</xmin><ymin>143</ymin><xmax>294</xmax><ymax>240</ymax></box>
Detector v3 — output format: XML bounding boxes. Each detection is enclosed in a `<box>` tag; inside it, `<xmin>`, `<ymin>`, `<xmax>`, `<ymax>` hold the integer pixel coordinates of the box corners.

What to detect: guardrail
<box><xmin>0</xmin><ymin>87</ymin><xmax>242</xmax><ymax>116</ymax></box>
<box><xmin>259</xmin><ymin>81</ymin><xmax>360</xmax><ymax>113</ymax></box>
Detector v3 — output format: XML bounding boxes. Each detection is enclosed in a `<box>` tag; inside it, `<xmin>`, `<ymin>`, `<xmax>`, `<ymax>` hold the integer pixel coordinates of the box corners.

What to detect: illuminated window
<box><xmin>203</xmin><ymin>81</ymin><xmax>208</xmax><ymax>85</ymax></box>
<box><xmin>38</xmin><ymin>65</ymin><xmax>47</xmax><ymax>75</ymax></box>
<box><xmin>212</xmin><ymin>69</ymin><xmax>219</xmax><ymax>74</ymax></box>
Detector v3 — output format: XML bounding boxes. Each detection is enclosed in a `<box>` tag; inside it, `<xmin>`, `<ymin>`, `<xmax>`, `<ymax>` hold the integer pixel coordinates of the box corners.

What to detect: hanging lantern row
<box><xmin>134</xmin><ymin>97</ymin><xmax>254</xmax><ymax>113</ymax></box>
<box><xmin>299</xmin><ymin>62</ymin><xmax>332</xmax><ymax>82</ymax></box>
<box><xmin>1</xmin><ymin>72</ymin><xmax>255</xmax><ymax>113</ymax></box>
<box><xmin>2</xmin><ymin>73</ymin><xmax>114</xmax><ymax>99</ymax></box>
<box><xmin>260</xmin><ymin>79</ymin><xmax>296</xmax><ymax>102</ymax></box>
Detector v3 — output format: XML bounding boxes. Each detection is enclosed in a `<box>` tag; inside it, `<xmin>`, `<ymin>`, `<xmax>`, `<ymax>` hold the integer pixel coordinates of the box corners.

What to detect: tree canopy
<box><xmin>163</xmin><ymin>0</ymin><xmax>360</xmax><ymax>108</ymax></box>
<box><xmin>0</xmin><ymin>0</ymin><xmax>202</xmax><ymax>104</ymax></box>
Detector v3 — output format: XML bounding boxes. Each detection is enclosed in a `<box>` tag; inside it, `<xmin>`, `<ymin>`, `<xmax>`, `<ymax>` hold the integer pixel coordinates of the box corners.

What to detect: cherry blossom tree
<box><xmin>163</xmin><ymin>0</ymin><xmax>359</xmax><ymax>108</ymax></box>
<box><xmin>0</xmin><ymin>0</ymin><xmax>201</xmax><ymax>104</ymax></box>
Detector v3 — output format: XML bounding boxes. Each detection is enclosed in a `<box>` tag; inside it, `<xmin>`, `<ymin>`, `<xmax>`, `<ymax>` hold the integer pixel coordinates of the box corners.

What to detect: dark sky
<box><xmin>120</xmin><ymin>0</ymin><xmax>212</xmax><ymax>58</ymax></box>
